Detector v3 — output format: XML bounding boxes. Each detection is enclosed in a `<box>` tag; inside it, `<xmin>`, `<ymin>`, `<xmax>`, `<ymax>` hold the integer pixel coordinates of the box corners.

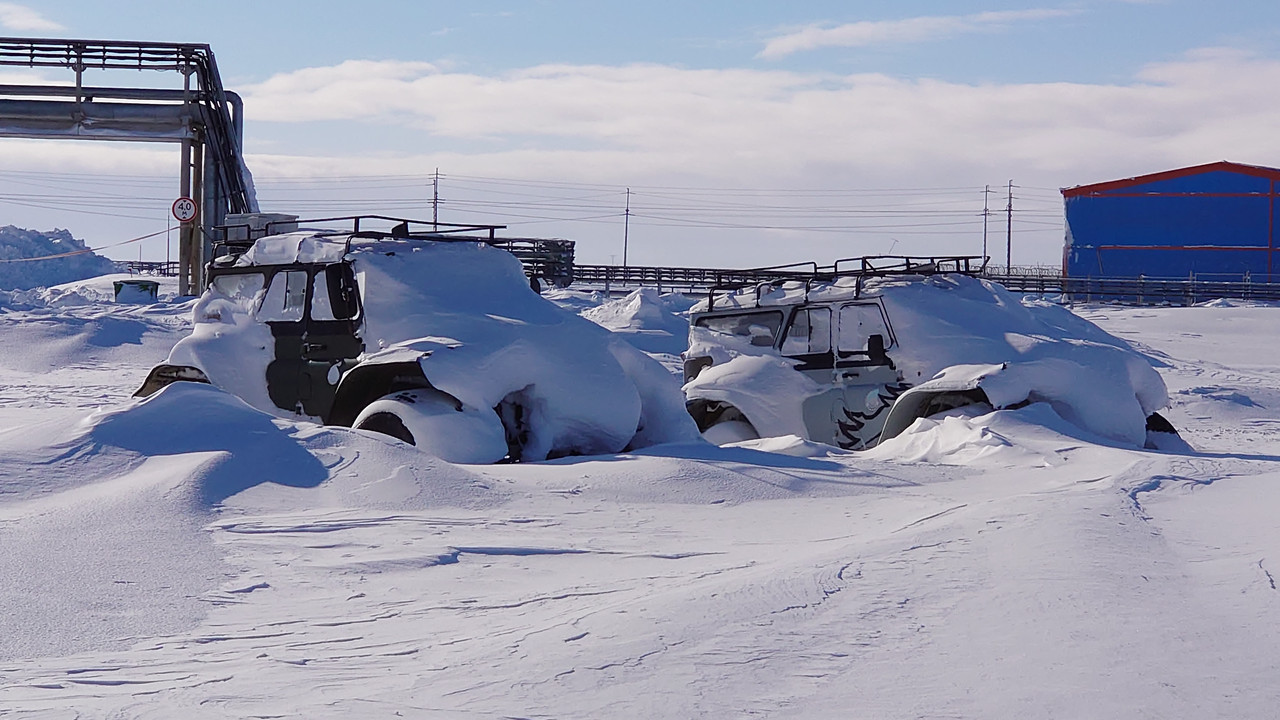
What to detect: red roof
<box><xmin>1061</xmin><ymin>161</ymin><xmax>1280</xmax><ymax>197</ymax></box>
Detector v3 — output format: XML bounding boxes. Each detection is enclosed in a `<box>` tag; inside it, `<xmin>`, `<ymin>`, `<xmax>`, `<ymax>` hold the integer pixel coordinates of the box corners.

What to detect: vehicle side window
<box><xmin>782</xmin><ymin>307</ymin><xmax>832</xmax><ymax>355</ymax></box>
<box><xmin>209</xmin><ymin>272</ymin><xmax>265</xmax><ymax>312</ymax></box>
<box><xmin>258</xmin><ymin>270</ymin><xmax>308</xmax><ymax>322</ymax></box>
<box><xmin>695</xmin><ymin>311</ymin><xmax>784</xmax><ymax>347</ymax></box>
<box><xmin>324</xmin><ymin>264</ymin><xmax>360</xmax><ymax>320</ymax></box>
<box><xmin>836</xmin><ymin>303</ymin><xmax>890</xmax><ymax>355</ymax></box>
<box><xmin>311</xmin><ymin>272</ymin><xmax>338</xmax><ymax>321</ymax></box>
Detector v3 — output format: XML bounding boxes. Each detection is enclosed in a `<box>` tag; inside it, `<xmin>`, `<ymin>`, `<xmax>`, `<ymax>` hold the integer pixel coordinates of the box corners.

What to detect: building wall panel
<box><xmin>1062</xmin><ymin>163</ymin><xmax>1280</xmax><ymax>282</ymax></box>
<box><xmin>1067</xmin><ymin>246</ymin><xmax>1272</xmax><ymax>281</ymax></box>
<box><xmin>1067</xmin><ymin>195</ymin><xmax>1271</xmax><ymax>249</ymax></box>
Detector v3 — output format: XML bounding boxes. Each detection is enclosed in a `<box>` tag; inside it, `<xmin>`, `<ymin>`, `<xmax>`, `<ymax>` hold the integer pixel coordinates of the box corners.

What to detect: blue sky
<box><xmin>3</xmin><ymin>1</ymin><xmax>1280</xmax><ymax>267</ymax></box>
<box><xmin>33</xmin><ymin>1</ymin><xmax>1280</xmax><ymax>83</ymax></box>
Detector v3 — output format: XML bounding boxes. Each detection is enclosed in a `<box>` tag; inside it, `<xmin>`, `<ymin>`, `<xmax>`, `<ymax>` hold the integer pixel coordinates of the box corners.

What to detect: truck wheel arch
<box><xmin>878</xmin><ymin>387</ymin><xmax>991</xmax><ymax>444</ymax></box>
<box><xmin>328</xmin><ymin>360</ymin><xmax>433</xmax><ymax>426</ymax></box>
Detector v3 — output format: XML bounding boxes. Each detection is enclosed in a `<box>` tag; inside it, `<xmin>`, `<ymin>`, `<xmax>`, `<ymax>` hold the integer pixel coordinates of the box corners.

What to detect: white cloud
<box><xmin>19</xmin><ymin>48</ymin><xmax>1280</xmax><ymax>193</ymax></box>
<box><xmin>0</xmin><ymin>3</ymin><xmax>63</xmax><ymax>31</ymax></box>
<box><xmin>759</xmin><ymin>9</ymin><xmax>1077</xmax><ymax>58</ymax></box>
<box><xmin>237</xmin><ymin>49</ymin><xmax>1280</xmax><ymax>188</ymax></box>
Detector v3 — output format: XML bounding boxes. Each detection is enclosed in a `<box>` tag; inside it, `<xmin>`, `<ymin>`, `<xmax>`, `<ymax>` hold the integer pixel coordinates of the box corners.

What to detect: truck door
<box><xmin>832</xmin><ymin>302</ymin><xmax>907</xmax><ymax>449</ymax></box>
<box><xmin>259</xmin><ymin>264</ymin><xmax>363</xmax><ymax>420</ymax></box>
<box><xmin>781</xmin><ymin>306</ymin><xmax>845</xmax><ymax>445</ymax></box>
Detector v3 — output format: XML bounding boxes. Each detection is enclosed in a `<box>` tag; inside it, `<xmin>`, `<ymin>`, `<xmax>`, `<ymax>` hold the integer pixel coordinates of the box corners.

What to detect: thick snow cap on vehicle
<box><xmin>353</xmin><ymin>241</ymin><xmax>695</xmax><ymax>459</ymax></box>
<box><xmin>874</xmin><ymin>275</ymin><xmax>1168</xmax><ymax>445</ymax></box>
<box><xmin>236</xmin><ymin>231</ymin><xmax>350</xmax><ymax>265</ymax></box>
<box><xmin>168</xmin><ymin>233</ymin><xmax>696</xmax><ymax>461</ymax></box>
<box><xmin>686</xmin><ymin>273</ymin><xmax>1170</xmax><ymax>448</ymax></box>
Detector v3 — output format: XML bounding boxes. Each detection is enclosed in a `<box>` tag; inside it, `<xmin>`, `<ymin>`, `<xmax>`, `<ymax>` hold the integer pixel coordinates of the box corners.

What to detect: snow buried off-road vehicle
<box><xmin>681</xmin><ymin>256</ymin><xmax>1185</xmax><ymax>452</ymax></box>
<box><xmin>136</xmin><ymin>217</ymin><xmax>694</xmax><ymax>463</ymax></box>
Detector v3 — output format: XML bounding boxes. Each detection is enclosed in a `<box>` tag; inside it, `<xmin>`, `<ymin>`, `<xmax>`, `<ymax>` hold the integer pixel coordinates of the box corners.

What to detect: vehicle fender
<box><xmin>133</xmin><ymin>363</ymin><xmax>211</xmax><ymax>398</ymax></box>
<box><xmin>328</xmin><ymin>357</ymin><xmax>433</xmax><ymax>426</ymax></box>
<box><xmin>878</xmin><ymin>364</ymin><xmax>1001</xmax><ymax>443</ymax></box>
<box><xmin>682</xmin><ymin>354</ymin><xmax>821</xmax><ymax>439</ymax></box>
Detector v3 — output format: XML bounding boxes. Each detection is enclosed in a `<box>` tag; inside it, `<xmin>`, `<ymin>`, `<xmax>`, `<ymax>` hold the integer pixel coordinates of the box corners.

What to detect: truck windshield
<box><xmin>695</xmin><ymin>310</ymin><xmax>785</xmax><ymax>347</ymax></box>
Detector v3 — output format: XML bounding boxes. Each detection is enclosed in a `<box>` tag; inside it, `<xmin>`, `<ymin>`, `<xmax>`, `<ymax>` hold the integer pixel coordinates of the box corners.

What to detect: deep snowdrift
<box><xmin>0</xmin><ymin>268</ymin><xmax>1277</xmax><ymax>719</ymax></box>
<box><xmin>580</xmin><ymin>286</ymin><xmax>692</xmax><ymax>355</ymax></box>
<box><xmin>0</xmin><ymin>226</ymin><xmax>118</xmax><ymax>291</ymax></box>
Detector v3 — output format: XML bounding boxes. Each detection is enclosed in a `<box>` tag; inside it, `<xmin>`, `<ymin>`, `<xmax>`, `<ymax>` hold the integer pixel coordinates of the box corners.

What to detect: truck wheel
<box><xmin>702</xmin><ymin>419</ymin><xmax>760</xmax><ymax>445</ymax></box>
<box><xmin>689</xmin><ymin>401</ymin><xmax>760</xmax><ymax>445</ymax></box>
<box><xmin>353</xmin><ymin>388</ymin><xmax>508</xmax><ymax>464</ymax></box>
<box><xmin>353</xmin><ymin>411</ymin><xmax>414</xmax><ymax>444</ymax></box>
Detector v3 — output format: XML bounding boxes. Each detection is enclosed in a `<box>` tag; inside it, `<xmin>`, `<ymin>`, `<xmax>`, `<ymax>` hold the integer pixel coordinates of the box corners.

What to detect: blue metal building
<box><xmin>1062</xmin><ymin>161</ymin><xmax>1280</xmax><ymax>282</ymax></box>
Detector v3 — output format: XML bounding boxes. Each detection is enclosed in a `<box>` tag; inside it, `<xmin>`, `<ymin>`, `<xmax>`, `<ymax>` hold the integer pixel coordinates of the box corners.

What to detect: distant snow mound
<box><xmin>6</xmin><ymin>273</ymin><xmax>181</xmax><ymax>308</ymax></box>
<box><xmin>582</xmin><ymin>288</ymin><xmax>691</xmax><ymax>354</ymax></box>
<box><xmin>0</xmin><ymin>226</ymin><xmax>118</xmax><ymax>291</ymax></box>
<box><xmin>543</xmin><ymin>288</ymin><xmax>609</xmax><ymax>313</ymax></box>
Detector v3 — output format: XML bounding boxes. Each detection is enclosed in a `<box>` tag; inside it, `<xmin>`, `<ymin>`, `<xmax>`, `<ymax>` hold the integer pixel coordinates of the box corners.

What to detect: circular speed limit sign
<box><xmin>171</xmin><ymin>196</ymin><xmax>198</xmax><ymax>223</ymax></box>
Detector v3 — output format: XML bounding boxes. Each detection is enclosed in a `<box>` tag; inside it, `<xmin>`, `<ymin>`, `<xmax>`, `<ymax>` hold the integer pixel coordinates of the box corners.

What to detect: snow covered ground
<box><xmin>1</xmin><ymin>276</ymin><xmax>1278</xmax><ymax>718</ymax></box>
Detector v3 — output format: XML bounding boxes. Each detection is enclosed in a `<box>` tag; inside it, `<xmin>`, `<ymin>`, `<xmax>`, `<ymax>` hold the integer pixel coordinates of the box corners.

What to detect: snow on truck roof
<box><xmin>233</xmin><ymin>231</ymin><xmax>351</xmax><ymax>266</ymax></box>
<box><xmin>230</xmin><ymin>230</ymin><xmax>468</xmax><ymax>268</ymax></box>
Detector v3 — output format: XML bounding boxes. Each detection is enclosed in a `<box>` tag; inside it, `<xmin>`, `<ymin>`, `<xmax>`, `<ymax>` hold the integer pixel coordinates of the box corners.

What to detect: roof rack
<box><xmin>705</xmin><ymin>254</ymin><xmax>986</xmax><ymax>311</ymax></box>
<box><xmin>211</xmin><ymin>214</ymin><xmax>576</xmax><ymax>287</ymax></box>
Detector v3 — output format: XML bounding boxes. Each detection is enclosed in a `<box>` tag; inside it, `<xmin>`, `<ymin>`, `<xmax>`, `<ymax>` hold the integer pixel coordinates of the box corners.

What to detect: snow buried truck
<box><xmin>682</xmin><ymin>256</ymin><xmax>1185</xmax><ymax>452</ymax></box>
<box><xmin>136</xmin><ymin>216</ymin><xmax>693</xmax><ymax>463</ymax></box>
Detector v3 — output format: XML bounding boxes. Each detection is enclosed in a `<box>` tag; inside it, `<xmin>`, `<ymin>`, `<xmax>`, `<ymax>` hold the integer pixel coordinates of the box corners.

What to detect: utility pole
<box><xmin>982</xmin><ymin>184</ymin><xmax>991</xmax><ymax>263</ymax></box>
<box><xmin>623</xmin><ymin>187</ymin><xmax>631</xmax><ymax>268</ymax></box>
<box><xmin>1005</xmin><ymin>179</ymin><xmax>1013</xmax><ymax>274</ymax></box>
<box><xmin>432</xmin><ymin>168</ymin><xmax>440</xmax><ymax>229</ymax></box>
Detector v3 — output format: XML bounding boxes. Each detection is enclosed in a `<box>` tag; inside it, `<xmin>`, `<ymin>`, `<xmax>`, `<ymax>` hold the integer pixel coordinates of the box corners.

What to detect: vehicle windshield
<box><xmin>695</xmin><ymin>310</ymin><xmax>785</xmax><ymax>347</ymax></box>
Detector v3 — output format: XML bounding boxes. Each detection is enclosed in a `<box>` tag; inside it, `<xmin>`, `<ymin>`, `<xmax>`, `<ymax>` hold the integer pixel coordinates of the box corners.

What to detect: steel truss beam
<box><xmin>0</xmin><ymin>37</ymin><xmax>259</xmax><ymax>293</ymax></box>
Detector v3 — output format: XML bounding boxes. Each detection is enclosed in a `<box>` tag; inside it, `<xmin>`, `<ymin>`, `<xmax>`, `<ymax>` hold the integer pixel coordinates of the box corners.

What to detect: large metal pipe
<box><xmin>224</xmin><ymin>90</ymin><xmax>258</xmax><ymax>212</ymax></box>
<box><xmin>0</xmin><ymin>84</ymin><xmax>192</xmax><ymax>101</ymax></box>
<box><xmin>0</xmin><ymin>99</ymin><xmax>193</xmax><ymax>140</ymax></box>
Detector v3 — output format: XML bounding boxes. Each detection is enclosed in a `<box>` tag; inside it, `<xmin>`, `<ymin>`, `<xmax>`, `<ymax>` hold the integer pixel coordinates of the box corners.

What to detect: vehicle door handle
<box><xmin>303</xmin><ymin>342</ymin><xmax>327</xmax><ymax>353</ymax></box>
